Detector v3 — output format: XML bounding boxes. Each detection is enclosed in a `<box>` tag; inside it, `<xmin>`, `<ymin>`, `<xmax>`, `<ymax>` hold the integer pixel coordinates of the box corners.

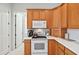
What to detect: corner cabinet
<box><xmin>56</xmin><ymin>42</ymin><xmax>65</xmax><ymax>55</ymax></box>
<box><xmin>24</xmin><ymin>40</ymin><xmax>31</xmax><ymax>55</ymax></box>
<box><xmin>61</xmin><ymin>4</ymin><xmax>67</xmax><ymax>28</ymax></box>
<box><xmin>65</xmin><ymin>47</ymin><xmax>76</xmax><ymax>55</ymax></box>
<box><xmin>56</xmin><ymin>41</ymin><xmax>76</xmax><ymax>55</ymax></box>
<box><xmin>53</xmin><ymin>7</ymin><xmax>61</xmax><ymax>28</ymax></box>
<box><xmin>68</xmin><ymin>3</ymin><xmax>79</xmax><ymax>28</ymax></box>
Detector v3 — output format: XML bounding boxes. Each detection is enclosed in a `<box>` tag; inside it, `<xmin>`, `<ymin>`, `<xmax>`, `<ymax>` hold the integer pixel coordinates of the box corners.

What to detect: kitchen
<box><xmin>0</xmin><ymin>3</ymin><xmax>79</xmax><ymax>55</ymax></box>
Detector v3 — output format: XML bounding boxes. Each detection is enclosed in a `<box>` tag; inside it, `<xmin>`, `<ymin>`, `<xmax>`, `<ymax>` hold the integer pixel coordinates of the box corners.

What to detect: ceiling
<box><xmin>12</xmin><ymin>3</ymin><xmax>62</xmax><ymax>12</ymax></box>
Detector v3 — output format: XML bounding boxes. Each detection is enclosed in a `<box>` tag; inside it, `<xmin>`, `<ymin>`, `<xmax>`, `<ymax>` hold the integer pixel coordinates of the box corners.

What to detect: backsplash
<box><xmin>67</xmin><ymin>29</ymin><xmax>79</xmax><ymax>42</ymax></box>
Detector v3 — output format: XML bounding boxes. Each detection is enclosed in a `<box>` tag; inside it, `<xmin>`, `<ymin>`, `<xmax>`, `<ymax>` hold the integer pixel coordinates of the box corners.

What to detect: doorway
<box><xmin>14</xmin><ymin>12</ymin><xmax>26</xmax><ymax>48</ymax></box>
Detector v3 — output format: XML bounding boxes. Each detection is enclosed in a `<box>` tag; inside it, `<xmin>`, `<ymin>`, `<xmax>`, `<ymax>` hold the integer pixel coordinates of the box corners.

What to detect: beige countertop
<box><xmin>24</xmin><ymin>37</ymin><xmax>32</xmax><ymax>39</ymax></box>
<box><xmin>24</xmin><ymin>36</ymin><xmax>79</xmax><ymax>55</ymax></box>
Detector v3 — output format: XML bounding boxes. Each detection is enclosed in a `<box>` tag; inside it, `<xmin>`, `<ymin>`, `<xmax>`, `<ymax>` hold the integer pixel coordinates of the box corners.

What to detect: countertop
<box><xmin>24</xmin><ymin>36</ymin><xmax>79</xmax><ymax>55</ymax></box>
<box><xmin>55</xmin><ymin>37</ymin><xmax>79</xmax><ymax>55</ymax></box>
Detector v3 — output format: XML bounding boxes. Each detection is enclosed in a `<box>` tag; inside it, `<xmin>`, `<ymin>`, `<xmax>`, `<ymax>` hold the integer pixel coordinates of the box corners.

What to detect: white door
<box><xmin>0</xmin><ymin>12</ymin><xmax>11</xmax><ymax>55</ymax></box>
<box><xmin>15</xmin><ymin>13</ymin><xmax>24</xmax><ymax>48</ymax></box>
<box><xmin>0</xmin><ymin>13</ymin><xmax>2</xmax><ymax>53</ymax></box>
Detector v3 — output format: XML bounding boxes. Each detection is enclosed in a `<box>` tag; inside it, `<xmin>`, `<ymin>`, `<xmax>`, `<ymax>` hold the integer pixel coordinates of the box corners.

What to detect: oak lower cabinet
<box><xmin>57</xmin><ymin>47</ymin><xmax>64</xmax><ymax>55</ymax></box>
<box><xmin>56</xmin><ymin>41</ymin><xmax>76</xmax><ymax>55</ymax></box>
<box><xmin>24</xmin><ymin>40</ymin><xmax>31</xmax><ymax>55</ymax></box>
<box><xmin>65</xmin><ymin>48</ymin><xmax>76</xmax><ymax>55</ymax></box>
<box><xmin>56</xmin><ymin>42</ymin><xmax>65</xmax><ymax>55</ymax></box>
<box><xmin>24</xmin><ymin>39</ymin><xmax>76</xmax><ymax>55</ymax></box>
<box><xmin>48</xmin><ymin>39</ymin><xmax>57</xmax><ymax>55</ymax></box>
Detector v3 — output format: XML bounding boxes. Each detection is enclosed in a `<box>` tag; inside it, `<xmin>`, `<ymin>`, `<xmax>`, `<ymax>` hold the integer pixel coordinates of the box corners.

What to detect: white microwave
<box><xmin>32</xmin><ymin>20</ymin><xmax>47</xmax><ymax>28</ymax></box>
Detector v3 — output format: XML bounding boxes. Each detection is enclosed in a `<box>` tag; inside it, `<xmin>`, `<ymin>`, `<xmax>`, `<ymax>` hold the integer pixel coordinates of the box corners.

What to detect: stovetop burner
<box><xmin>32</xmin><ymin>36</ymin><xmax>47</xmax><ymax>38</ymax></box>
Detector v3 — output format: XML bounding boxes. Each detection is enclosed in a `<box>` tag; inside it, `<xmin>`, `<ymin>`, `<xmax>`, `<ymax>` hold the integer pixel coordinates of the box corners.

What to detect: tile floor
<box><xmin>7</xmin><ymin>43</ymin><xmax>24</xmax><ymax>55</ymax></box>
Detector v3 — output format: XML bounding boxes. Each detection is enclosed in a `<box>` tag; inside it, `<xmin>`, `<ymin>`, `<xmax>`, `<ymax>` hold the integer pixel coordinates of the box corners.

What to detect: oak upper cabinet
<box><xmin>52</xmin><ymin>28</ymin><xmax>66</xmax><ymax>38</ymax></box>
<box><xmin>32</xmin><ymin>10</ymin><xmax>40</xmax><ymax>20</ymax></box>
<box><xmin>52</xmin><ymin>4</ymin><xmax>67</xmax><ymax>28</ymax></box>
<box><xmin>68</xmin><ymin>3</ymin><xmax>79</xmax><ymax>28</ymax></box>
<box><xmin>27</xmin><ymin>10</ymin><xmax>32</xmax><ymax>28</ymax></box>
<box><xmin>40</xmin><ymin>10</ymin><xmax>46</xmax><ymax>19</ymax></box>
<box><xmin>48</xmin><ymin>39</ymin><xmax>57</xmax><ymax>55</ymax></box>
<box><xmin>45</xmin><ymin>10</ymin><xmax>50</xmax><ymax>28</ymax></box>
<box><xmin>53</xmin><ymin>7</ymin><xmax>61</xmax><ymax>28</ymax></box>
<box><xmin>52</xmin><ymin>29</ymin><xmax>61</xmax><ymax>37</ymax></box>
<box><xmin>45</xmin><ymin>10</ymin><xmax>53</xmax><ymax>28</ymax></box>
<box><xmin>48</xmin><ymin>10</ymin><xmax>53</xmax><ymax>28</ymax></box>
<box><xmin>61</xmin><ymin>4</ymin><xmax>67</xmax><ymax>28</ymax></box>
<box><xmin>24</xmin><ymin>40</ymin><xmax>31</xmax><ymax>55</ymax></box>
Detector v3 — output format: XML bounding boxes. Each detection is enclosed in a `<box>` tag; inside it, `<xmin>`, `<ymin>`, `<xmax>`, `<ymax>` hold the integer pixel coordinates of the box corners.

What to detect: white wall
<box><xmin>67</xmin><ymin>29</ymin><xmax>79</xmax><ymax>42</ymax></box>
<box><xmin>0</xmin><ymin>4</ymin><xmax>11</xmax><ymax>12</ymax></box>
<box><xmin>0</xmin><ymin>3</ymin><xmax>12</xmax><ymax>55</ymax></box>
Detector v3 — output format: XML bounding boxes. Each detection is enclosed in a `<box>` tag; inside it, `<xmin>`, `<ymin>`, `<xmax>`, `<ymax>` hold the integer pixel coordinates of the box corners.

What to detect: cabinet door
<box><xmin>56</xmin><ymin>42</ymin><xmax>65</xmax><ymax>55</ymax></box>
<box><xmin>57</xmin><ymin>48</ymin><xmax>64</xmax><ymax>55</ymax></box>
<box><xmin>53</xmin><ymin>7</ymin><xmax>61</xmax><ymax>28</ymax></box>
<box><xmin>61</xmin><ymin>4</ymin><xmax>67</xmax><ymax>28</ymax></box>
<box><xmin>68</xmin><ymin>3</ymin><xmax>79</xmax><ymax>28</ymax></box>
<box><xmin>45</xmin><ymin>10</ymin><xmax>53</xmax><ymax>28</ymax></box>
<box><xmin>32</xmin><ymin>10</ymin><xmax>40</xmax><ymax>20</ymax></box>
<box><xmin>27</xmin><ymin>10</ymin><xmax>32</xmax><ymax>28</ymax></box>
<box><xmin>53</xmin><ymin>29</ymin><xmax>61</xmax><ymax>37</ymax></box>
<box><xmin>24</xmin><ymin>40</ymin><xmax>31</xmax><ymax>55</ymax></box>
<box><xmin>48</xmin><ymin>40</ymin><xmax>57</xmax><ymax>55</ymax></box>
<box><xmin>45</xmin><ymin>10</ymin><xmax>50</xmax><ymax>28</ymax></box>
<box><xmin>65</xmin><ymin>48</ymin><xmax>76</xmax><ymax>55</ymax></box>
<box><xmin>0</xmin><ymin>12</ymin><xmax>10</xmax><ymax>55</ymax></box>
<box><xmin>48</xmin><ymin>10</ymin><xmax>53</xmax><ymax>28</ymax></box>
<box><xmin>40</xmin><ymin>10</ymin><xmax>46</xmax><ymax>20</ymax></box>
<box><xmin>57</xmin><ymin>42</ymin><xmax>65</xmax><ymax>51</ymax></box>
<box><xmin>52</xmin><ymin>28</ymin><xmax>66</xmax><ymax>38</ymax></box>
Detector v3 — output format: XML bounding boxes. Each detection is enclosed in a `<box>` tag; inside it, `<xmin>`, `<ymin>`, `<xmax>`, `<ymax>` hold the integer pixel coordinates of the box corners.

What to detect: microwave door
<box><xmin>32</xmin><ymin>20</ymin><xmax>47</xmax><ymax>28</ymax></box>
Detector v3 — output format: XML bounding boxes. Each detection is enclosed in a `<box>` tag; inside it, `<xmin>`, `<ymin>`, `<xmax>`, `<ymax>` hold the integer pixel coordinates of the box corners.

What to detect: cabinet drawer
<box><xmin>65</xmin><ymin>48</ymin><xmax>76</xmax><ymax>55</ymax></box>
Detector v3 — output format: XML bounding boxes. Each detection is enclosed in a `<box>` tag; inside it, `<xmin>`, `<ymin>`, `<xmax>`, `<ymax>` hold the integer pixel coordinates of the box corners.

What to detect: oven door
<box><xmin>31</xmin><ymin>39</ymin><xmax>48</xmax><ymax>55</ymax></box>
